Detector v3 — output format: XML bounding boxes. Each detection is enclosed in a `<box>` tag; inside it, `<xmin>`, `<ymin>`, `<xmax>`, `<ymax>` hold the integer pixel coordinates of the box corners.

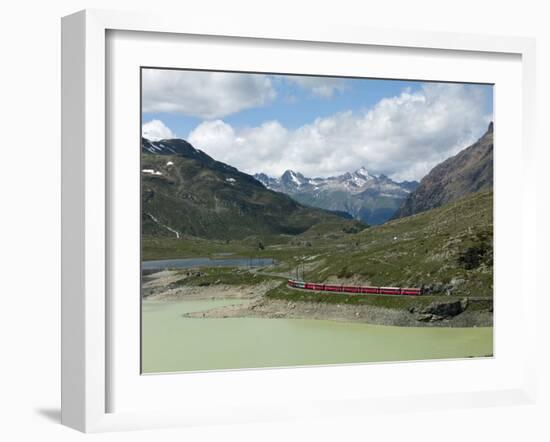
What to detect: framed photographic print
<box><xmin>61</xmin><ymin>9</ymin><xmax>538</xmax><ymax>433</ymax></box>
<box><xmin>139</xmin><ymin>67</ymin><xmax>494</xmax><ymax>374</ymax></box>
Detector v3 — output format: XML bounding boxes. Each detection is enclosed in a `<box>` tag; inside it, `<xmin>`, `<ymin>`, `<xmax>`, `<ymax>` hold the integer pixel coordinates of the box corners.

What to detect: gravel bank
<box><xmin>184</xmin><ymin>297</ymin><xmax>493</xmax><ymax>327</ymax></box>
<box><xmin>142</xmin><ymin>270</ymin><xmax>280</xmax><ymax>301</ymax></box>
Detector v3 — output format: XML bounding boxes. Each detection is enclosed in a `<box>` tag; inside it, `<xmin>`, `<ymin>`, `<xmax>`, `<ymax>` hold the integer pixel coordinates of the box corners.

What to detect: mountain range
<box><xmin>393</xmin><ymin>122</ymin><xmax>493</xmax><ymax>218</ymax></box>
<box><xmin>254</xmin><ymin>168</ymin><xmax>418</xmax><ymax>225</ymax></box>
<box><xmin>141</xmin><ymin>138</ymin><xmax>365</xmax><ymax>240</ymax></box>
<box><xmin>141</xmin><ymin>119</ymin><xmax>493</xmax><ymax>240</ymax></box>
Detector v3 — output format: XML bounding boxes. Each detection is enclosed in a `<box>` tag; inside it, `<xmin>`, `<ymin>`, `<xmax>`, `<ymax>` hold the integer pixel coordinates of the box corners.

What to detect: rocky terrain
<box><xmin>184</xmin><ymin>294</ymin><xmax>493</xmax><ymax>327</ymax></box>
<box><xmin>393</xmin><ymin>122</ymin><xmax>493</xmax><ymax>218</ymax></box>
<box><xmin>141</xmin><ymin>268</ymin><xmax>281</xmax><ymax>301</ymax></box>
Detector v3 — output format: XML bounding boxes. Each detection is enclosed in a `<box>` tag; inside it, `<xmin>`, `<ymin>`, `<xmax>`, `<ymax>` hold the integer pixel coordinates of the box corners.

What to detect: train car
<box><xmin>378</xmin><ymin>287</ymin><xmax>402</xmax><ymax>295</ymax></box>
<box><xmin>400</xmin><ymin>287</ymin><xmax>422</xmax><ymax>296</ymax></box>
<box><xmin>288</xmin><ymin>279</ymin><xmax>306</xmax><ymax>289</ymax></box>
<box><xmin>345</xmin><ymin>286</ymin><xmax>361</xmax><ymax>294</ymax></box>
<box><xmin>362</xmin><ymin>286</ymin><xmax>380</xmax><ymax>294</ymax></box>
<box><xmin>323</xmin><ymin>284</ymin><xmax>341</xmax><ymax>292</ymax></box>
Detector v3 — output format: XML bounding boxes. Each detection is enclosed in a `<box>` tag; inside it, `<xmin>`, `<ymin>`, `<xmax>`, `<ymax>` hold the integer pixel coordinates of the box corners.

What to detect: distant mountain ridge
<box><xmin>393</xmin><ymin>122</ymin><xmax>493</xmax><ymax>219</ymax></box>
<box><xmin>141</xmin><ymin>138</ymin><xmax>364</xmax><ymax>240</ymax></box>
<box><xmin>254</xmin><ymin>168</ymin><xmax>418</xmax><ymax>225</ymax></box>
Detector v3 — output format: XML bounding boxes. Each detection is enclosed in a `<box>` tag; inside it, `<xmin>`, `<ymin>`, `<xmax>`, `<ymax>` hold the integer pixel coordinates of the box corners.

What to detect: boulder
<box><xmin>421</xmin><ymin>299</ymin><xmax>464</xmax><ymax>318</ymax></box>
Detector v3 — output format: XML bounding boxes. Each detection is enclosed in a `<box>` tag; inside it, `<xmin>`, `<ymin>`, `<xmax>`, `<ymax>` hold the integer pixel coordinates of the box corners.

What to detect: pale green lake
<box><xmin>141</xmin><ymin>299</ymin><xmax>493</xmax><ymax>374</ymax></box>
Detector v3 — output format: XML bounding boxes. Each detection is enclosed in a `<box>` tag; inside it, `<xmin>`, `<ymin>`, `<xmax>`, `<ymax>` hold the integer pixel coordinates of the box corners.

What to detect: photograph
<box><xmin>140</xmin><ymin>68</ymin><xmax>494</xmax><ymax>374</ymax></box>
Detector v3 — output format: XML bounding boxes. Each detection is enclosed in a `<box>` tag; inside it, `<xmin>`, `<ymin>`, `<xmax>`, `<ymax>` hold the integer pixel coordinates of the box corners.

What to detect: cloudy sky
<box><xmin>141</xmin><ymin>68</ymin><xmax>493</xmax><ymax>182</ymax></box>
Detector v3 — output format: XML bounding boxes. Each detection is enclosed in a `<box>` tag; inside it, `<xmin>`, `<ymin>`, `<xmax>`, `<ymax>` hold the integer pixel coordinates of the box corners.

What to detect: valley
<box><xmin>142</xmin><ymin>189</ymin><xmax>493</xmax><ymax>327</ymax></box>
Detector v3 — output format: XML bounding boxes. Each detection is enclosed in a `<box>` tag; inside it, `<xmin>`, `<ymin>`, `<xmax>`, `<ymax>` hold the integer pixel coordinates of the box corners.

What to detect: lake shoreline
<box><xmin>182</xmin><ymin>296</ymin><xmax>493</xmax><ymax>328</ymax></box>
<box><xmin>142</xmin><ymin>270</ymin><xmax>492</xmax><ymax>328</ymax></box>
<box><xmin>142</xmin><ymin>269</ymin><xmax>281</xmax><ymax>301</ymax></box>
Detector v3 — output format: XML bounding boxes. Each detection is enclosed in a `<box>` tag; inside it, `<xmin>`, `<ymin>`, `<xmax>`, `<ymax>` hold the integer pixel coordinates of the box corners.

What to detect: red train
<box><xmin>287</xmin><ymin>279</ymin><xmax>421</xmax><ymax>296</ymax></box>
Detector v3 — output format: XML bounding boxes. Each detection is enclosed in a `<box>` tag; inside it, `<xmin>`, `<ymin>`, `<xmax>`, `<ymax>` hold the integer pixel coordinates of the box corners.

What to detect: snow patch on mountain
<box><xmin>142</xmin><ymin>169</ymin><xmax>163</xmax><ymax>176</ymax></box>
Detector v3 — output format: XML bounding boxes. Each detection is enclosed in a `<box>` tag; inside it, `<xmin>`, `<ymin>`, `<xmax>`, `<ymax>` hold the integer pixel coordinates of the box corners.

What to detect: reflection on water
<box><xmin>142</xmin><ymin>299</ymin><xmax>493</xmax><ymax>374</ymax></box>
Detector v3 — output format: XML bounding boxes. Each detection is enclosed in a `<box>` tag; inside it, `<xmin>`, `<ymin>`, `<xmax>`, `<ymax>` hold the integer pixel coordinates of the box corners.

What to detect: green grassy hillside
<box><xmin>143</xmin><ymin>189</ymin><xmax>492</xmax><ymax>300</ymax></box>
<box><xmin>141</xmin><ymin>140</ymin><xmax>366</xmax><ymax>240</ymax></box>
<box><xmin>304</xmin><ymin>189</ymin><xmax>493</xmax><ymax>297</ymax></box>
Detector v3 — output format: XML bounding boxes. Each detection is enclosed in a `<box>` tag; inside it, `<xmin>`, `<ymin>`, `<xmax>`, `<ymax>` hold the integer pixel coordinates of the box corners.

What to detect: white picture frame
<box><xmin>61</xmin><ymin>9</ymin><xmax>538</xmax><ymax>433</ymax></box>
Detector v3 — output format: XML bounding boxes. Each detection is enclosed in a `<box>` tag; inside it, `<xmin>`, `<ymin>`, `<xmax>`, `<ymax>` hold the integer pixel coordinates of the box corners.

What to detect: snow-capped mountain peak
<box><xmin>142</xmin><ymin>137</ymin><xmax>197</xmax><ymax>156</ymax></box>
<box><xmin>253</xmin><ymin>168</ymin><xmax>419</xmax><ymax>225</ymax></box>
<box><xmin>281</xmin><ymin>170</ymin><xmax>308</xmax><ymax>187</ymax></box>
<box><xmin>354</xmin><ymin>166</ymin><xmax>371</xmax><ymax>178</ymax></box>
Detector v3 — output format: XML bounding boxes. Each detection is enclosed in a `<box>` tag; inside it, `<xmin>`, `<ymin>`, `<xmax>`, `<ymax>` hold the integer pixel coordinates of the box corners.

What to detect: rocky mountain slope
<box><xmin>393</xmin><ymin>123</ymin><xmax>493</xmax><ymax>218</ymax></box>
<box><xmin>254</xmin><ymin>168</ymin><xmax>418</xmax><ymax>225</ymax></box>
<box><xmin>141</xmin><ymin>138</ymin><xmax>365</xmax><ymax>240</ymax></box>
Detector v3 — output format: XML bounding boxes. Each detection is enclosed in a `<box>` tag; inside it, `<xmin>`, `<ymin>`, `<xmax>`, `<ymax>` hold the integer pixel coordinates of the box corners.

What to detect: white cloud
<box><xmin>142</xmin><ymin>119</ymin><xmax>175</xmax><ymax>141</ymax></box>
<box><xmin>187</xmin><ymin>84</ymin><xmax>492</xmax><ymax>182</ymax></box>
<box><xmin>285</xmin><ymin>76</ymin><xmax>347</xmax><ymax>98</ymax></box>
<box><xmin>142</xmin><ymin>70</ymin><xmax>276</xmax><ymax>119</ymax></box>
